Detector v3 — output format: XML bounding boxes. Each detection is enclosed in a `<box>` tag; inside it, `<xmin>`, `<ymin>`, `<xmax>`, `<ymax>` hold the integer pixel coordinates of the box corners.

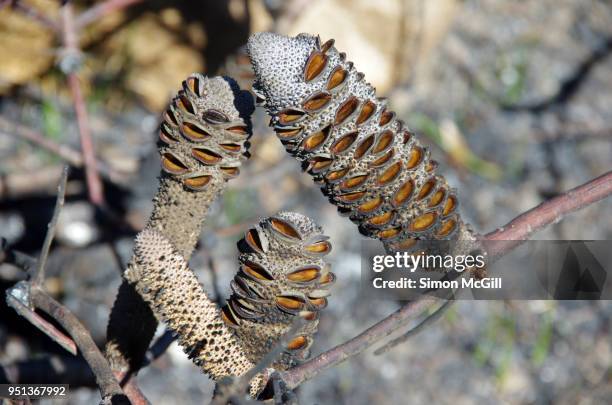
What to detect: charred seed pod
<box><xmin>106</xmin><ymin>75</ymin><xmax>255</xmax><ymax>375</ymax></box>
<box><xmin>247</xmin><ymin>33</ymin><xmax>477</xmax><ymax>254</ymax></box>
<box><xmin>129</xmin><ymin>229</ymin><xmax>265</xmax><ymax>395</ymax></box>
<box><xmin>222</xmin><ymin>212</ymin><xmax>334</xmax><ymax>369</ymax></box>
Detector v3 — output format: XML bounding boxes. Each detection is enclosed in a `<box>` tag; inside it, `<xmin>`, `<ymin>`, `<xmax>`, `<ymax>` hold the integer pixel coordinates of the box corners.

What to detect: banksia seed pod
<box><xmin>152</xmin><ymin>74</ymin><xmax>254</xmax><ymax>258</ymax></box>
<box><xmin>106</xmin><ymin>75</ymin><xmax>255</xmax><ymax>374</ymax></box>
<box><xmin>129</xmin><ymin>229</ymin><xmax>265</xmax><ymax>394</ymax></box>
<box><xmin>247</xmin><ymin>33</ymin><xmax>477</xmax><ymax>254</ymax></box>
<box><xmin>222</xmin><ymin>212</ymin><xmax>334</xmax><ymax>369</ymax></box>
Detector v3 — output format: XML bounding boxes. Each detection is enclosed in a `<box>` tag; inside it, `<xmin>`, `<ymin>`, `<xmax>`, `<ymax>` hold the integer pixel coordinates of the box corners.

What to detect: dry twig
<box><xmin>3</xmin><ymin>166</ymin><xmax>129</xmax><ymax>404</ymax></box>
<box><xmin>32</xmin><ymin>166</ymin><xmax>68</xmax><ymax>286</ymax></box>
<box><xmin>75</xmin><ymin>0</ymin><xmax>143</xmax><ymax>30</ymax></box>
<box><xmin>60</xmin><ymin>1</ymin><xmax>105</xmax><ymax>206</ymax></box>
<box><xmin>0</xmin><ymin>116</ymin><xmax>129</xmax><ymax>184</ymax></box>
<box><xmin>485</xmin><ymin>170</ymin><xmax>612</xmax><ymax>258</ymax></box>
<box><xmin>281</xmin><ymin>297</ymin><xmax>436</xmax><ymax>389</ymax></box>
<box><xmin>2</xmin><ymin>0</ymin><xmax>60</xmax><ymax>31</ymax></box>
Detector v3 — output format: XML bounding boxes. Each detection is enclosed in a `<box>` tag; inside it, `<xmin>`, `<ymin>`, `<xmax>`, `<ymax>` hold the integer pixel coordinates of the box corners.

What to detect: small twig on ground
<box><xmin>4</xmin><ymin>0</ymin><xmax>60</xmax><ymax>31</ymax></box>
<box><xmin>33</xmin><ymin>166</ymin><xmax>68</xmax><ymax>286</ymax></box>
<box><xmin>75</xmin><ymin>0</ymin><xmax>143</xmax><ymax>30</ymax></box>
<box><xmin>0</xmin><ymin>166</ymin><xmax>71</xmax><ymax>199</ymax></box>
<box><xmin>485</xmin><ymin>170</ymin><xmax>612</xmax><ymax>259</ymax></box>
<box><xmin>1</xmin><ymin>237</ymin><xmax>37</xmax><ymax>272</ymax></box>
<box><xmin>0</xmin><ymin>116</ymin><xmax>129</xmax><ymax>184</ymax></box>
<box><xmin>60</xmin><ymin>1</ymin><xmax>105</xmax><ymax>207</ymax></box>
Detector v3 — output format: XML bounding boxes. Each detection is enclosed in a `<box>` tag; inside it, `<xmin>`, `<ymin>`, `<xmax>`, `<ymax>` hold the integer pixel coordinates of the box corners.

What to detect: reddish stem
<box><xmin>281</xmin><ymin>298</ymin><xmax>434</xmax><ymax>388</ymax></box>
<box><xmin>485</xmin><ymin>170</ymin><xmax>612</xmax><ymax>258</ymax></box>
<box><xmin>61</xmin><ymin>3</ymin><xmax>105</xmax><ymax>206</ymax></box>
<box><xmin>75</xmin><ymin>0</ymin><xmax>143</xmax><ymax>30</ymax></box>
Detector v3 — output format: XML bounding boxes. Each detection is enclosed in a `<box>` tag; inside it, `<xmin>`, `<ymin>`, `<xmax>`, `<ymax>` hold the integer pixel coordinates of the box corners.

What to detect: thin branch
<box><xmin>61</xmin><ymin>1</ymin><xmax>105</xmax><ymax>206</ymax></box>
<box><xmin>75</xmin><ymin>0</ymin><xmax>143</xmax><ymax>30</ymax></box>
<box><xmin>280</xmin><ymin>298</ymin><xmax>435</xmax><ymax>389</ymax></box>
<box><xmin>33</xmin><ymin>166</ymin><xmax>68</xmax><ymax>286</ymax></box>
<box><xmin>6</xmin><ymin>287</ymin><xmax>77</xmax><ymax>355</ymax></box>
<box><xmin>5</xmin><ymin>0</ymin><xmax>60</xmax><ymax>32</ymax></box>
<box><xmin>374</xmin><ymin>299</ymin><xmax>454</xmax><ymax>355</ymax></box>
<box><xmin>4</xmin><ymin>170</ymin><xmax>128</xmax><ymax>404</ymax></box>
<box><xmin>0</xmin><ymin>166</ymin><xmax>70</xmax><ymax>199</ymax></box>
<box><xmin>485</xmin><ymin>170</ymin><xmax>612</xmax><ymax>259</ymax></box>
<box><xmin>270</xmin><ymin>372</ymin><xmax>297</xmax><ymax>405</ymax></box>
<box><xmin>30</xmin><ymin>288</ymin><xmax>128</xmax><ymax>404</ymax></box>
<box><xmin>244</xmin><ymin>319</ymin><xmax>306</xmax><ymax>383</ymax></box>
<box><xmin>0</xmin><ymin>238</ymin><xmax>37</xmax><ymax>272</ymax></box>
<box><xmin>0</xmin><ymin>116</ymin><xmax>129</xmax><ymax>184</ymax></box>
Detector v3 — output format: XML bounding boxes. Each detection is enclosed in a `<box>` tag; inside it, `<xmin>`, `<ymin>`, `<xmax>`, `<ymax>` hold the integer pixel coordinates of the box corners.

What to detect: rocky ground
<box><xmin>0</xmin><ymin>0</ymin><xmax>611</xmax><ymax>404</ymax></box>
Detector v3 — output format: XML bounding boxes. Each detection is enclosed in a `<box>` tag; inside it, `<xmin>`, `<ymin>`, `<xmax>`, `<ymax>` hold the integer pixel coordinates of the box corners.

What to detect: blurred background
<box><xmin>0</xmin><ymin>0</ymin><xmax>611</xmax><ymax>403</ymax></box>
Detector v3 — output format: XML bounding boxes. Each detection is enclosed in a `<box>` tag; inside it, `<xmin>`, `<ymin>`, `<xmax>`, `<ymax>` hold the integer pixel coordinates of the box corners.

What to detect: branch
<box><xmin>0</xmin><ymin>116</ymin><xmax>129</xmax><ymax>185</ymax></box>
<box><xmin>0</xmin><ymin>238</ymin><xmax>37</xmax><ymax>272</ymax></box>
<box><xmin>75</xmin><ymin>0</ymin><xmax>143</xmax><ymax>30</ymax></box>
<box><xmin>33</xmin><ymin>166</ymin><xmax>68</xmax><ymax>286</ymax></box>
<box><xmin>3</xmin><ymin>168</ymin><xmax>129</xmax><ymax>404</ymax></box>
<box><xmin>280</xmin><ymin>297</ymin><xmax>435</xmax><ymax>389</ymax></box>
<box><xmin>485</xmin><ymin>170</ymin><xmax>612</xmax><ymax>259</ymax></box>
<box><xmin>4</xmin><ymin>0</ymin><xmax>60</xmax><ymax>32</ymax></box>
<box><xmin>60</xmin><ymin>1</ymin><xmax>105</xmax><ymax>206</ymax></box>
<box><xmin>374</xmin><ymin>299</ymin><xmax>454</xmax><ymax>355</ymax></box>
<box><xmin>30</xmin><ymin>288</ymin><xmax>128</xmax><ymax>404</ymax></box>
<box><xmin>6</xmin><ymin>288</ymin><xmax>77</xmax><ymax>355</ymax></box>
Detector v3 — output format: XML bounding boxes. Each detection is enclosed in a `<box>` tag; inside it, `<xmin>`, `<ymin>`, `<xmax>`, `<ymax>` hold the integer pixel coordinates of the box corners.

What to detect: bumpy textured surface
<box><xmin>106</xmin><ymin>74</ymin><xmax>254</xmax><ymax>374</ymax></box>
<box><xmin>150</xmin><ymin>74</ymin><xmax>254</xmax><ymax>258</ymax></box>
<box><xmin>248</xmin><ymin>33</ymin><xmax>477</xmax><ymax>254</ymax></box>
<box><xmin>129</xmin><ymin>229</ymin><xmax>265</xmax><ymax>394</ymax></box>
<box><xmin>222</xmin><ymin>212</ymin><xmax>335</xmax><ymax>369</ymax></box>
